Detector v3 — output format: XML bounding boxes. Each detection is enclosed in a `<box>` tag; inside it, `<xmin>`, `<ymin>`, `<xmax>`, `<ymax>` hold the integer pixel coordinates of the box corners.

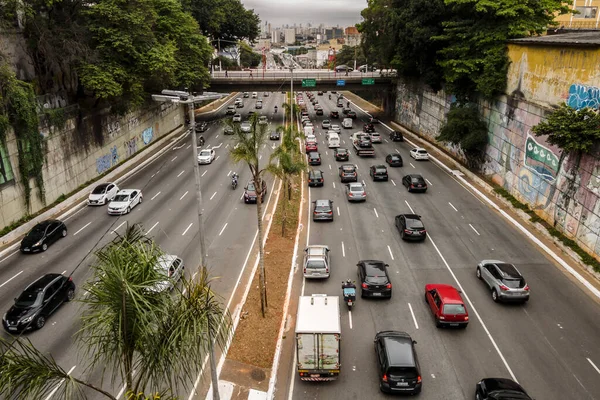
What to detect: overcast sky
<box><xmin>241</xmin><ymin>0</ymin><xmax>365</xmax><ymax>28</ymax></box>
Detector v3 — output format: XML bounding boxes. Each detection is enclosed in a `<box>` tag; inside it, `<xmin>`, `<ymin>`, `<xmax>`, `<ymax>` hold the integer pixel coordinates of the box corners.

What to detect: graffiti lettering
<box><xmin>524</xmin><ymin>134</ymin><xmax>559</xmax><ymax>183</ymax></box>
<box><xmin>142</xmin><ymin>127</ymin><xmax>154</xmax><ymax>145</ymax></box>
<box><xmin>567</xmin><ymin>84</ymin><xmax>600</xmax><ymax>110</ymax></box>
<box><xmin>127</xmin><ymin>116</ymin><xmax>140</xmax><ymax>131</ymax></box>
<box><xmin>96</xmin><ymin>146</ymin><xmax>119</xmax><ymax>174</ymax></box>
<box><xmin>106</xmin><ymin>120</ymin><xmax>121</xmax><ymax>138</ymax></box>
<box><xmin>124</xmin><ymin>137</ymin><xmax>138</xmax><ymax>157</ymax></box>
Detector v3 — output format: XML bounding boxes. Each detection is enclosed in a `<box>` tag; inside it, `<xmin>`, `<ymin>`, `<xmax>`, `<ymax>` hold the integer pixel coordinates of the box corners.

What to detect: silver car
<box><xmin>345</xmin><ymin>182</ymin><xmax>366</xmax><ymax>202</ymax></box>
<box><xmin>240</xmin><ymin>121</ymin><xmax>251</xmax><ymax>133</ymax></box>
<box><xmin>476</xmin><ymin>260</ymin><xmax>530</xmax><ymax>303</ymax></box>
<box><xmin>303</xmin><ymin>245</ymin><xmax>331</xmax><ymax>279</ymax></box>
<box><xmin>232</xmin><ymin>114</ymin><xmax>242</xmax><ymax>122</ymax></box>
<box><xmin>150</xmin><ymin>255</ymin><xmax>185</xmax><ymax>292</ymax></box>
<box><xmin>321</xmin><ymin>119</ymin><xmax>331</xmax><ymax>129</ymax></box>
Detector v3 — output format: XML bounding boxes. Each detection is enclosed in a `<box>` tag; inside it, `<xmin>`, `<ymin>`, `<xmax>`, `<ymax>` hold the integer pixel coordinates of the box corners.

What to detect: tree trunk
<box><xmin>287</xmin><ymin>177</ymin><xmax>292</xmax><ymax>200</ymax></box>
<box><xmin>121</xmin><ymin>285</ymin><xmax>134</xmax><ymax>394</ymax></box>
<box><xmin>281</xmin><ymin>179</ymin><xmax>287</xmax><ymax>237</ymax></box>
<box><xmin>255</xmin><ymin>176</ymin><xmax>268</xmax><ymax>317</ymax></box>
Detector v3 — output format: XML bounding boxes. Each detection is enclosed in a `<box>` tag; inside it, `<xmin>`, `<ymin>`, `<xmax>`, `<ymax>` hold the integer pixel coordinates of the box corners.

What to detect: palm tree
<box><xmin>281</xmin><ymin>100</ymin><xmax>301</xmax><ymax>122</ymax></box>
<box><xmin>0</xmin><ymin>224</ymin><xmax>230</xmax><ymax>400</ymax></box>
<box><xmin>227</xmin><ymin>114</ymin><xmax>274</xmax><ymax>317</ymax></box>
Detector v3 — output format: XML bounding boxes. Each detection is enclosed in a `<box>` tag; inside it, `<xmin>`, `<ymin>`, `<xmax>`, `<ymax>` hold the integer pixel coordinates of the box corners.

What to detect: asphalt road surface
<box><xmin>288</xmin><ymin>92</ymin><xmax>600</xmax><ymax>399</ymax></box>
<box><xmin>0</xmin><ymin>91</ymin><xmax>287</xmax><ymax>399</ymax></box>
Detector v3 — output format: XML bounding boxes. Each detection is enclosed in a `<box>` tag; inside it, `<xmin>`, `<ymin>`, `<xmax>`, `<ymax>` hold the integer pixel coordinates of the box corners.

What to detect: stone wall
<box><xmin>0</xmin><ymin>103</ymin><xmax>184</xmax><ymax>229</ymax></box>
<box><xmin>394</xmin><ymin>42</ymin><xmax>600</xmax><ymax>260</ymax></box>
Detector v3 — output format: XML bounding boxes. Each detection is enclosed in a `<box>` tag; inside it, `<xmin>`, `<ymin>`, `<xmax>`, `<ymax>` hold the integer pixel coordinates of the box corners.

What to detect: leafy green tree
<box><xmin>0</xmin><ymin>224</ymin><xmax>230</xmax><ymax>399</ymax></box>
<box><xmin>182</xmin><ymin>0</ymin><xmax>260</xmax><ymax>42</ymax></box>
<box><xmin>239</xmin><ymin>42</ymin><xmax>261</xmax><ymax>67</ymax></box>
<box><xmin>437</xmin><ymin>103</ymin><xmax>489</xmax><ymax>168</ymax></box>
<box><xmin>333</xmin><ymin>46</ymin><xmax>367</xmax><ymax>68</ymax></box>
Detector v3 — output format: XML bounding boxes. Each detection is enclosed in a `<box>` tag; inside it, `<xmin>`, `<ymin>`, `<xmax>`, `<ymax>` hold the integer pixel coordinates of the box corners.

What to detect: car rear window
<box><xmin>417</xmin><ymin>149</ymin><xmax>427</xmax><ymax>154</ymax></box>
<box><xmin>371</xmin><ymin>133</ymin><xmax>380</xmax><ymax>136</ymax></box>
<box><xmin>311</xmin><ymin>171</ymin><xmax>322</xmax><ymax>178</ymax></box>
<box><xmin>366</xmin><ymin>275</ymin><xmax>388</xmax><ymax>284</ymax></box>
<box><xmin>342</xmin><ymin>166</ymin><xmax>355</xmax><ymax>172</ymax></box>
<box><xmin>388</xmin><ymin>367</ymin><xmax>418</xmax><ymax>379</ymax></box>
<box><xmin>306</xmin><ymin>259</ymin><xmax>326</xmax><ymax>269</ymax></box>
<box><xmin>406</xmin><ymin>219</ymin><xmax>424</xmax><ymax>229</ymax></box>
<box><xmin>503</xmin><ymin>278</ymin><xmax>525</xmax><ymax>288</ymax></box>
<box><xmin>411</xmin><ymin>177</ymin><xmax>424</xmax><ymax>184</ymax></box>
<box><xmin>375</xmin><ymin>168</ymin><xmax>387</xmax><ymax>173</ymax></box>
<box><xmin>337</xmin><ymin>149</ymin><xmax>347</xmax><ymax>154</ymax></box>
<box><xmin>443</xmin><ymin>304</ymin><xmax>466</xmax><ymax>315</ymax></box>
<box><xmin>315</xmin><ymin>206</ymin><xmax>330</xmax><ymax>212</ymax></box>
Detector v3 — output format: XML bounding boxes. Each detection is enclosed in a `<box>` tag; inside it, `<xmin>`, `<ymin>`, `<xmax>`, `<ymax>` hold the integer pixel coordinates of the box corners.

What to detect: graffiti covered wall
<box><xmin>394</xmin><ymin>42</ymin><xmax>600</xmax><ymax>260</ymax></box>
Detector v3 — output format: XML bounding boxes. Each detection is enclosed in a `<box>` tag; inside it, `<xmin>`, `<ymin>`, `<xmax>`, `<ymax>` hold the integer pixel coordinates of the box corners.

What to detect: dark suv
<box><xmin>330</xmin><ymin>110</ymin><xmax>339</xmax><ymax>119</ymax></box>
<box><xmin>374</xmin><ymin>331</ymin><xmax>422</xmax><ymax>395</ymax></box>
<box><xmin>339</xmin><ymin>164</ymin><xmax>358</xmax><ymax>183</ymax></box>
<box><xmin>244</xmin><ymin>180</ymin><xmax>267</xmax><ymax>204</ymax></box>
<box><xmin>390</xmin><ymin>131</ymin><xmax>404</xmax><ymax>142</ymax></box>
<box><xmin>370</xmin><ymin>165</ymin><xmax>388</xmax><ymax>181</ymax></box>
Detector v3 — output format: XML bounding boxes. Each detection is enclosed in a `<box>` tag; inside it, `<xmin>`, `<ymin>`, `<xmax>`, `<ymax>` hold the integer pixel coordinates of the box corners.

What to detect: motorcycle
<box><xmin>198</xmin><ymin>136</ymin><xmax>205</xmax><ymax>147</ymax></box>
<box><xmin>231</xmin><ymin>176</ymin><xmax>238</xmax><ymax>190</ymax></box>
<box><xmin>342</xmin><ymin>280</ymin><xmax>357</xmax><ymax>310</ymax></box>
<box><xmin>274</xmin><ymin>106</ymin><xmax>278</xmax><ymax>113</ymax></box>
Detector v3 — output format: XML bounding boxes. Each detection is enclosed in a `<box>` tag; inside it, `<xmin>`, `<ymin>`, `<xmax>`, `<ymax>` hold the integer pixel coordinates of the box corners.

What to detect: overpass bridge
<box><xmin>208</xmin><ymin>69</ymin><xmax>398</xmax><ymax>114</ymax></box>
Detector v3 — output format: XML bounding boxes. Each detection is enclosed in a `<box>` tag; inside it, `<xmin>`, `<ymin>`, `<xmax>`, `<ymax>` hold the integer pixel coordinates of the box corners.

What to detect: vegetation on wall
<box><xmin>0</xmin><ymin>65</ymin><xmax>45</xmax><ymax>210</ymax></box>
<box><xmin>239</xmin><ymin>42</ymin><xmax>262</xmax><ymax>67</ymax></box>
<box><xmin>333</xmin><ymin>46</ymin><xmax>367</xmax><ymax>68</ymax></box>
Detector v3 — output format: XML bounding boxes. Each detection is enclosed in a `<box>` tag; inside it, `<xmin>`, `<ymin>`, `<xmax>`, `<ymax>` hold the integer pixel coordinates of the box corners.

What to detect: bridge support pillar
<box><xmin>381</xmin><ymin>89</ymin><xmax>397</xmax><ymax>117</ymax></box>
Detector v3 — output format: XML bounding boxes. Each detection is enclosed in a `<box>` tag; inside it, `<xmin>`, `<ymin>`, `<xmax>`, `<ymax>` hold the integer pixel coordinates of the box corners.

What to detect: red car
<box><xmin>424</xmin><ymin>284</ymin><xmax>469</xmax><ymax>328</ymax></box>
<box><xmin>306</xmin><ymin>142</ymin><xmax>318</xmax><ymax>153</ymax></box>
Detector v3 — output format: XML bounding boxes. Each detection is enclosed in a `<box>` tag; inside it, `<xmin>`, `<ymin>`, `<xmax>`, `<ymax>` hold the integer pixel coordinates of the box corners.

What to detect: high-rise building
<box><xmin>285</xmin><ymin>28</ymin><xmax>296</xmax><ymax>45</ymax></box>
<box><xmin>271</xmin><ymin>29</ymin><xmax>281</xmax><ymax>44</ymax></box>
<box><xmin>345</xmin><ymin>27</ymin><xmax>361</xmax><ymax>47</ymax></box>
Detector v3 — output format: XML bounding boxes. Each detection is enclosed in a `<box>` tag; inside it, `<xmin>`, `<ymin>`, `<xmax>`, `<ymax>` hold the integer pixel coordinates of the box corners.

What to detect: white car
<box><xmin>321</xmin><ymin>120</ymin><xmax>331</xmax><ymax>129</ymax></box>
<box><xmin>240</xmin><ymin>121</ymin><xmax>252</xmax><ymax>133</ymax></box>
<box><xmin>259</xmin><ymin>116</ymin><xmax>268</xmax><ymax>125</ymax></box>
<box><xmin>306</xmin><ymin>134</ymin><xmax>317</xmax><ymax>144</ymax></box>
<box><xmin>232</xmin><ymin>114</ymin><xmax>242</xmax><ymax>122</ymax></box>
<box><xmin>330</xmin><ymin>124</ymin><xmax>341</xmax><ymax>133</ymax></box>
<box><xmin>88</xmin><ymin>182</ymin><xmax>119</xmax><ymax>205</ymax></box>
<box><xmin>410</xmin><ymin>147</ymin><xmax>430</xmax><ymax>160</ymax></box>
<box><xmin>252</xmin><ymin>92</ymin><xmax>258</xmax><ymax>98</ymax></box>
<box><xmin>369</xmin><ymin>132</ymin><xmax>382</xmax><ymax>143</ymax></box>
<box><xmin>150</xmin><ymin>255</ymin><xmax>185</xmax><ymax>292</ymax></box>
<box><xmin>108</xmin><ymin>189</ymin><xmax>143</xmax><ymax>215</ymax></box>
<box><xmin>342</xmin><ymin>118</ymin><xmax>353</xmax><ymax>129</ymax></box>
<box><xmin>197</xmin><ymin>149</ymin><xmax>216</xmax><ymax>164</ymax></box>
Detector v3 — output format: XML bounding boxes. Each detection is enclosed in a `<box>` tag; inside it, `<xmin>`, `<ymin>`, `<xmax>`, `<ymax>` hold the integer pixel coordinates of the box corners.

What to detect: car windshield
<box><xmin>388</xmin><ymin>367</ymin><xmax>418</xmax><ymax>379</ymax></box>
<box><xmin>503</xmin><ymin>278</ymin><xmax>524</xmax><ymax>288</ymax></box>
<box><xmin>113</xmin><ymin>194</ymin><xmax>129</xmax><ymax>202</ymax></box>
<box><xmin>92</xmin><ymin>185</ymin><xmax>108</xmax><ymax>194</ymax></box>
<box><xmin>406</xmin><ymin>218</ymin><xmax>424</xmax><ymax>229</ymax></box>
<box><xmin>443</xmin><ymin>304</ymin><xmax>466</xmax><ymax>315</ymax></box>
<box><xmin>342</xmin><ymin>166</ymin><xmax>355</xmax><ymax>172</ymax></box>
<box><xmin>29</xmin><ymin>225</ymin><xmax>46</xmax><ymax>236</ymax></box>
<box><xmin>199</xmin><ymin>150</ymin><xmax>211</xmax><ymax>157</ymax></box>
<box><xmin>247</xmin><ymin>183</ymin><xmax>256</xmax><ymax>191</ymax></box>
<box><xmin>418</xmin><ymin>149</ymin><xmax>427</xmax><ymax>154</ymax></box>
<box><xmin>15</xmin><ymin>290</ymin><xmax>42</xmax><ymax>307</ymax></box>
<box><xmin>306</xmin><ymin>259</ymin><xmax>326</xmax><ymax>269</ymax></box>
<box><xmin>371</xmin><ymin>133</ymin><xmax>380</xmax><ymax>136</ymax></box>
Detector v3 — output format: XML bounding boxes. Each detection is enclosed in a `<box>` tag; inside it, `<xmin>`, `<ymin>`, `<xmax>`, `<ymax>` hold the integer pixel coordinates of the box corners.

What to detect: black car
<box><xmin>312</xmin><ymin>199</ymin><xmax>334</xmax><ymax>221</ymax></box>
<box><xmin>402</xmin><ymin>174</ymin><xmax>428</xmax><ymax>193</ymax></box>
<box><xmin>334</xmin><ymin>148</ymin><xmax>349</xmax><ymax>161</ymax></box>
<box><xmin>308</xmin><ymin>170</ymin><xmax>324</xmax><ymax>187</ymax></box>
<box><xmin>347</xmin><ymin>111</ymin><xmax>357</xmax><ymax>119</ymax></box>
<box><xmin>243</xmin><ymin>92</ymin><xmax>249</xmax><ymax>98</ymax></box>
<box><xmin>20</xmin><ymin>220</ymin><xmax>67</xmax><ymax>253</ymax></box>
<box><xmin>386</xmin><ymin>153</ymin><xmax>403</xmax><ymax>167</ymax></box>
<box><xmin>195</xmin><ymin>121</ymin><xmax>208</xmax><ymax>133</ymax></box>
<box><xmin>308</xmin><ymin>152</ymin><xmax>321</xmax><ymax>166</ymax></box>
<box><xmin>357</xmin><ymin>260</ymin><xmax>392</xmax><ymax>298</ymax></box>
<box><xmin>3</xmin><ymin>273</ymin><xmax>75</xmax><ymax>332</ymax></box>
<box><xmin>330</xmin><ymin>110</ymin><xmax>339</xmax><ymax>119</ymax></box>
<box><xmin>395</xmin><ymin>214</ymin><xmax>426</xmax><ymax>241</ymax></box>
<box><xmin>317</xmin><ymin>91</ymin><xmax>323</xmax><ymax>95</ymax></box>
<box><xmin>363</xmin><ymin>123</ymin><xmax>375</xmax><ymax>133</ymax></box>
<box><xmin>269</xmin><ymin>131</ymin><xmax>280</xmax><ymax>140</ymax></box>
<box><xmin>370</xmin><ymin>165</ymin><xmax>388</xmax><ymax>181</ymax></box>
<box><xmin>316</xmin><ymin>108</ymin><xmax>324</xmax><ymax>116</ymax></box>
<box><xmin>339</xmin><ymin>164</ymin><xmax>358</xmax><ymax>182</ymax></box>
<box><xmin>342</xmin><ymin>107</ymin><xmax>351</xmax><ymax>116</ymax></box>
<box><xmin>244</xmin><ymin>180</ymin><xmax>267</xmax><ymax>204</ymax></box>
<box><xmin>390</xmin><ymin>130</ymin><xmax>404</xmax><ymax>142</ymax></box>
<box><xmin>337</xmin><ymin>101</ymin><xmax>344</xmax><ymax>108</ymax></box>
<box><xmin>475</xmin><ymin>378</ymin><xmax>532</xmax><ymax>400</ymax></box>
<box><xmin>374</xmin><ymin>331</ymin><xmax>422</xmax><ymax>395</ymax></box>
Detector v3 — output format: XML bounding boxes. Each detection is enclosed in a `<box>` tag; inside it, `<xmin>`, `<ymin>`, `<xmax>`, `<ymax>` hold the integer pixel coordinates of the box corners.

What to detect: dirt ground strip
<box><xmin>227</xmin><ymin>176</ymin><xmax>302</xmax><ymax>368</ymax></box>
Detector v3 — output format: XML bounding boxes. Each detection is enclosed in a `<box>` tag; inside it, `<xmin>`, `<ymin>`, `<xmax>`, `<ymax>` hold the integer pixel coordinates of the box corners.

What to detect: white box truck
<box><xmin>295</xmin><ymin>294</ymin><xmax>341</xmax><ymax>381</ymax></box>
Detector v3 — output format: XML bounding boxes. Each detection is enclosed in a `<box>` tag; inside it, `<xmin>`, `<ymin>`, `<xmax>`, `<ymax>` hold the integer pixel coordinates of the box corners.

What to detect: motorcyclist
<box><xmin>231</xmin><ymin>172</ymin><xmax>238</xmax><ymax>188</ymax></box>
<box><xmin>198</xmin><ymin>136</ymin><xmax>205</xmax><ymax>147</ymax></box>
<box><xmin>274</xmin><ymin>105</ymin><xmax>278</xmax><ymax>113</ymax></box>
<box><xmin>347</xmin><ymin>101</ymin><xmax>350</xmax><ymax>108</ymax></box>
<box><xmin>342</xmin><ymin>279</ymin><xmax>356</xmax><ymax>307</ymax></box>
<box><xmin>329</xmin><ymin>94</ymin><xmax>331</xmax><ymax>100</ymax></box>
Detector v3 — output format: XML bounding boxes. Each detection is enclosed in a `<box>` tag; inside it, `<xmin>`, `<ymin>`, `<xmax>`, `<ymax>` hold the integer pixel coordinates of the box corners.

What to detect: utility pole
<box><xmin>354</xmin><ymin>46</ymin><xmax>357</xmax><ymax>72</ymax></box>
<box><xmin>290</xmin><ymin>66</ymin><xmax>294</xmax><ymax>129</ymax></box>
<box><xmin>218</xmin><ymin>38</ymin><xmax>222</xmax><ymax>72</ymax></box>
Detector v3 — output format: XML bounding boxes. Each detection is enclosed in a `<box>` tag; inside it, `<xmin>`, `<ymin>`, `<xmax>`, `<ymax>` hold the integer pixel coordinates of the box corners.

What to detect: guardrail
<box><xmin>210</xmin><ymin>70</ymin><xmax>397</xmax><ymax>80</ymax></box>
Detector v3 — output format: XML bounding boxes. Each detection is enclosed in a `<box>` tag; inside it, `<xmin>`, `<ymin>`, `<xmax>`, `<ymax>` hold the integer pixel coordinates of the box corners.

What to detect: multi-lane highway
<box><xmin>0</xmin><ymin>91</ymin><xmax>287</xmax><ymax>399</ymax></box>
<box><xmin>284</xmin><ymin>92</ymin><xmax>600</xmax><ymax>399</ymax></box>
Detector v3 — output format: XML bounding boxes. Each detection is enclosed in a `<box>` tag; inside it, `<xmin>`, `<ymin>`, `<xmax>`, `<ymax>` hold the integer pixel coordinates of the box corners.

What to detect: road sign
<box><xmin>362</xmin><ymin>78</ymin><xmax>375</xmax><ymax>85</ymax></box>
<box><xmin>302</xmin><ymin>79</ymin><xmax>317</xmax><ymax>88</ymax></box>
<box><xmin>337</xmin><ymin>80</ymin><xmax>346</xmax><ymax>86</ymax></box>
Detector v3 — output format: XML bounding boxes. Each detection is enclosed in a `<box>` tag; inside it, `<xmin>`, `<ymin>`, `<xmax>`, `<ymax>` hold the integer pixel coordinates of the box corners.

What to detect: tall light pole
<box><xmin>152</xmin><ymin>89</ymin><xmax>228</xmax><ymax>400</ymax></box>
<box><xmin>289</xmin><ymin>66</ymin><xmax>294</xmax><ymax>129</ymax></box>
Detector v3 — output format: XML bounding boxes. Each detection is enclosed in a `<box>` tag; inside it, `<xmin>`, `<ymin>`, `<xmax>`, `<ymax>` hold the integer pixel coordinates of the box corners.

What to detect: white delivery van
<box><xmin>304</xmin><ymin>125</ymin><xmax>314</xmax><ymax>136</ymax></box>
<box><xmin>326</xmin><ymin>132</ymin><xmax>340</xmax><ymax>148</ymax></box>
<box><xmin>296</xmin><ymin>294</ymin><xmax>341</xmax><ymax>381</ymax></box>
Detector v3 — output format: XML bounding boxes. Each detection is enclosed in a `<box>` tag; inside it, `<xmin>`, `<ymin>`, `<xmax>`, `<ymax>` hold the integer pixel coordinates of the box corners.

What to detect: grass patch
<box><xmin>492</xmin><ymin>184</ymin><xmax>600</xmax><ymax>273</ymax></box>
<box><xmin>227</xmin><ymin>173</ymin><xmax>302</xmax><ymax>368</ymax></box>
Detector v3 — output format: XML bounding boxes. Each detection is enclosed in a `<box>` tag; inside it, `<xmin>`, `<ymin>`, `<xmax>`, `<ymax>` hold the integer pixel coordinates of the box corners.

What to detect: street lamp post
<box><xmin>152</xmin><ymin>89</ymin><xmax>228</xmax><ymax>400</ymax></box>
<box><xmin>289</xmin><ymin>66</ymin><xmax>294</xmax><ymax>129</ymax></box>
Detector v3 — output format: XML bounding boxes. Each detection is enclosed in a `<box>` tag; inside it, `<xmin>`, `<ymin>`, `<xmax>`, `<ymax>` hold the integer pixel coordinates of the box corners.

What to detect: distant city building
<box><xmin>285</xmin><ymin>28</ymin><xmax>296</xmax><ymax>45</ymax></box>
<box><xmin>271</xmin><ymin>29</ymin><xmax>281</xmax><ymax>44</ymax></box>
<box><xmin>345</xmin><ymin>26</ymin><xmax>361</xmax><ymax>47</ymax></box>
<box><xmin>257</xmin><ymin>38</ymin><xmax>271</xmax><ymax>50</ymax></box>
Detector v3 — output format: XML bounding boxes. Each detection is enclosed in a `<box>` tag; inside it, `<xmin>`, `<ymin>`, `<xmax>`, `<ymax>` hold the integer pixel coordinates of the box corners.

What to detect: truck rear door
<box><xmin>297</xmin><ymin>333</ymin><xmax>317</xmax><ymax>371</ymax></box>
<box><xmin>318</xmin><ymin>333</ymin><xmax>340</xmax><ymax>371</ymax></box>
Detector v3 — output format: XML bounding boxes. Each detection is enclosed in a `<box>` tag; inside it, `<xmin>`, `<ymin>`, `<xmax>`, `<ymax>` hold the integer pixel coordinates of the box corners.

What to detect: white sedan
<box><xmin>321</xmin><ymin>120</ymin><xmax>331</xmax><ymax>129</ymax></box>
<box><xmin>330</xmin><ymin>124</ymin><xmax>341</xmax><ymax>133</ymax></box>
<box><xmin>88</xmin><ymin>182</ymin><xmax>119</xmax><ymax>205</ymax></box>
<box><xmin>410</xmin><ymin>147</ymin><xmax>430</xmax><ymax>160</ymax></box>
<box><xmin>259</xmin><ymin>116</ymin><xmax>268</xmax><ymax>125</ymax></box>
<box><xmin>197</xmin><ymin>149</ymin><xmax>216</xmax><ymax>164</ymax></box>
<box><xmin>232</xmin><ymin>114</ymin><xmax>242</xmax><ymax>122</ymax></box>
<box><xmin>108</xmin><ymin>189</ymin><xmax>143</xmax><ymax>215</ymax></box>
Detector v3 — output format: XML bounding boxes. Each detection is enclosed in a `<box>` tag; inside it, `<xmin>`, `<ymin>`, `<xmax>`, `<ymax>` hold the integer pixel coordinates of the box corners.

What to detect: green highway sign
<box><xmin>362</xmin><ymin>78</ymin><xmax>375</xmax><ymax>85</ymax></box>
<box><xmin>302</xmin><ymin>79</ymin><xmax>317</xmax><ymax>88</ymax></box>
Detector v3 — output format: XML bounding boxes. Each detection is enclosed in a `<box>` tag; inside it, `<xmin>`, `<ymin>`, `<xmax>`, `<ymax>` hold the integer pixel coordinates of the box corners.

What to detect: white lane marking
<box><xmin>348</xmin><ymin>310</ymin><xmax>353</xmax><ymax>329</ymax></box>
<box><xmin>0</xmin><ymin>270</ymin><xmax>23</xmax><ymax>288</ymax></box>
<box><xmin>111</xmin><ymin>220</ymin><xmax>127</xmax><ymax>234</ymax></box>
<box><xmin>219</xmin><ymin>223</ymin><xmax>228</xmax><ymax>236</ymax></box>
<box><xmin>384</xmin><ymin>139</ymin><xmax>389</xmax><ymax>143</ymax></box>
<box><xmin>395</xmin><ymin>148</ymin><xmax>400</xmax><ymax>154</ymax></box>
<box><xmin>146</xmin><ymin>222</ymin><xmax>159</xmax><ymax>235</ymax></box>
<box><xmin>342</xmin><ymin>241</ymin><xmax>346</xmax><ymax>257</ymax></box>
<box><xmin>428</xmin><ymin>232</ymin><xmax>518</xmax><ymax>382</ymax></box>
<box><xmin>171</xmin><ymin>156</ymin><xmax>177</xmax><ymax>162</ymax></box>
<box><xmin>325</xmin><ymin>151</ymin><xmax>328</xmax><ymax>155</ymax></box>
<box><xmin>0</xmin><ymin>250</ymin><xmax>19</xmax><ymax>264</ymax></box>
<box><xmin>469</xmin><ymin>224</ymin><xmax>481</xmax><ymax>235</ymax></box>
<box><xmin>333</xmin><ymin>182</ymin><xmax>336</xmax><ymax>189</ymax></box>
<box><xmin>410</xmin><ymin>162</ymin><xmax>415</xmax><ymax>168</ymax></box>
<box><xmin>216</xmin><ymin>135</ymin><xmax>220</xmax><ymax>139</ymax></box>
<box><xmin>61</xmin><ymin>270</ymin><xmax>67</xmax><ymax>275</ymax></box>
<box><xmin>329</xmin><ymin>164</ymin><xmax>332</xmax><ymax>170</ymax></box>
<box><xmin>177</xmin><ymin>170</ymin><xmax>185</xmax><ymax>178</ymax></box>
<box><xmin>215</xmin><ymin>155</ymin><xmax>220</xmax><ymax>161</ymax></box>
<box><xmin>449</xmin><ymin>202</ymin><xmax>458</xmax><ymax>212</ymax></box>
<box><xmin>425</xmin><ymin>178</ymin><xmax>433</xmax><ymax>186</ymax></box>
<box><xmin>180</xmin><ymin>191</ymin><xmax>189</xmax><ymax>200</ymax></box>
<box><xmin>240</xmin><ymin>192</ymin><xmax>244</xmax><ymax>200</ymax></box>
<box><xmin>44</xmin><ymin>365</ymin><xmax>76</xmax><ymax>400</ymax></box>
<box><xmin>259</xmin><ymin>155</ymin><xmax>262</xmax><ymax>160</ymax></box>
<box><xmin>151</xmin><ymin>191</ymin><xmax>161</xmax><ymax>200</ymax></box>
<box><xmin>387</xmin><ymin>245</ymin><xmax>394</xmax><ymax>260</ymax></box>
<box><xmin>186</xmin><ymin>144</ymin><xmax>191</xmax><ymax>149</ymax></box>
<box><xmin>227</xmin><ymin>170</ymin><xmax>232</xmax><ymax>176</ymax></box>
<box><xmin>151</xmin><ymin>173</ymin><xmax>155</xmax><ymax>178</ymax></box>
<box><xmin>73</xmin><ymin>222</ymin><xmax>91</xmax><ymax>236</ymax></box>
<box><xmin>408</xmin><ymin>303</ymin><xmax>419</xmax><ymax>329</ymax></box>
<box><xmin>182</xmin><ymin>223</ymin><xmax>193</xmax><ymax>236</ymax></box>
<box><xmin>202</xmin><ymin>170</ymin><xmax>207</xmax><ymax>177</ymax></box>
<box><xmin>374</xmin><ymin>208</ymin><xmax>379</xmax><ymax>218</ymax></box>
<box><xmin>337</xmin><ymin>206</ymin><xmax>340</xmax><ymax>216</ymax></box>
<box><xmin>391</xmin><ymin>179</ymin><xmax>396</xmax><ymax>186</ymax></box>
<box><xmin>263</xmin><ymin>144</ymin><xmax>266</xmax><ymax>148</ymax></box>
<box><xmin>587</xmin><ymin>358</ymin><xmax>600</xmax><ymax>375</ymax></box>
<box><xmin>405</xmin><ymin>200</ymin><xmax>415</xmax><ymax>213</ymax></box>
<box><xmin>210</xmin><ymin>192</ymin><xmax>217</xmax><ymax>200</ymax></box>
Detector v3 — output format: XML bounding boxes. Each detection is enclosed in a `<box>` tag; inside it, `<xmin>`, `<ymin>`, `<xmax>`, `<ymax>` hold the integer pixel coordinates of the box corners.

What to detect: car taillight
<box><xmin>382</xmin><ymin>374</ymin><xmax>388</xmax><ymax>383</ymax></box>
<box><xmin>327</xmin><ymin>211</ymin><xmax>332</xmax><ymax>214</ymax></box>
<box><xmin>464</xmin><ymin>316</ymin><xmax>469</xmax><ymax>321</ymax></box>
<box><xmin>317</xmin><ymin>158</ymin><xmax>321</xmax><ymax>162</ymax></box>
<box><xmin>417</xmin><ymin>375</ymin><xmax>422</xmax><ymax>384</ymax></box>
<box><xmin>420</xmin><ymin>230</ymin><xmax>427</xmax><ymax>234</ymax></box>
<box><xmin>349</xmin><ymin>193</ymin><xmax>353</xmax><ymax>197</ymax></box>
<box><xmin>68</xmin><ymin>277</ymin><xmax>73</xmax><ymax>282</ymax></box>
<box><xmin>499</xmin><ymin>284</ymin><xmax>510</xmax><ymax>291</ymax></box>
<box><xmin>523</xmin><ymin>285</ymin><xmax>530</xmax><ymax>291</ymax></box>
<box><xmin>362</xmin><ymin>192</ymin><xmax>366</xmax><ymax>196</ymax></box>
<box><xmin>353</xmin><ymin>173</ymin><xmax>357</xmax><ymax>176</ymax></box>
<box><xmin>319</xmin><ymin>179</ymin><xmax>323</xmax><ymax>182</ymax></box>
<box><xmin>410</xmin><ymin>184</ymin><xmax>415</xmax><ymax>188</ymax></box>
<box><xmin>361</xmin><ymin>283</ymin><xmax>368</xmax><ymax>289</ymax></box>
<box><xmin>326</xmin><ymin>267</ymin><xmax>329</xmax><ymax>273</ymax></box>
<box><xmin>386</xmin><ymin>283</ymin><xmax>392</xmax><ymax>289</ymax></box>
<box><xmin>404</xmin><ymin>229</ymin><xmax>412</xmax><ymax>235</ymax></box>
<box><xmin>303</xmin><ymin>267</ymin><xmax>306</xmax><ymax>273</ymax></box>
